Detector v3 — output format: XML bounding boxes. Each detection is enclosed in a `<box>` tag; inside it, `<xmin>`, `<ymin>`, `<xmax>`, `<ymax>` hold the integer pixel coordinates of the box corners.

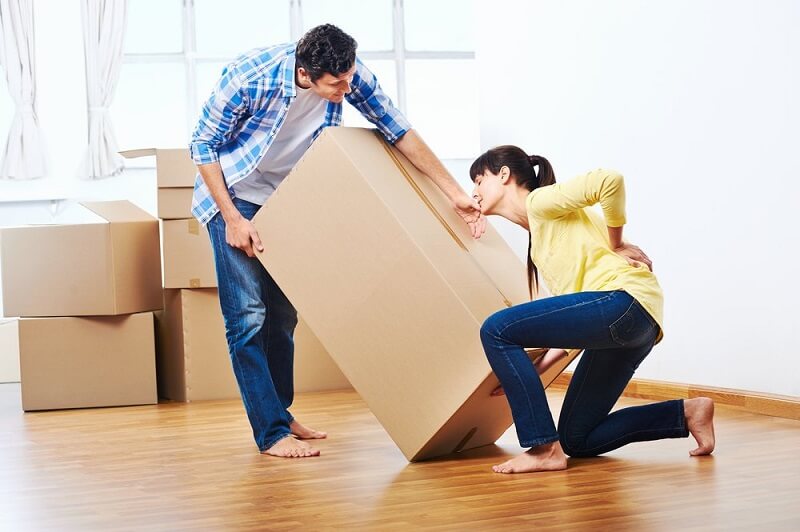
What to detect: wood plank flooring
<box><xmin>1</xmin><ymin>383</ymin><xmax>798</xmax><ymax>531</ymax></box>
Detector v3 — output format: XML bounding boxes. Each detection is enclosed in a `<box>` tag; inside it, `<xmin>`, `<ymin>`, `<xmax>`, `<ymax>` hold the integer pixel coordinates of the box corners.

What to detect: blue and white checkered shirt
<box><xmin>189</xmin><ymin>42</ymin><xmax>412</xmax><ymax>225</ymax></box>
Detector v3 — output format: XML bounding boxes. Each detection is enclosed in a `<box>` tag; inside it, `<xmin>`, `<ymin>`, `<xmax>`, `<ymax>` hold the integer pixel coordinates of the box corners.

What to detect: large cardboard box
<box><xmin>157</xmin><ymin>288</ymin><xmax>350</xmax><ymax>402</ymax></box>
<box><xmin>252</xmin><ymin>127</ymin><xmax>578</xmax><ymax>461</ymax></box>
<box><xmin>161</xmin><ymin>218</ymin><xmax>217</xmax><ymax>288</ymax></box>
<box><xmin>0</xmin><ymin>318</ymin><xmax>20</xmax><ymax>383</ymax></box>
<box><xmin>18</xmin><ymin>312</ymin><xmax>157</xmax><ymax>411</ymax></box>
<box><xmin>120</xmin><ymin>148</ymin><xmax>196</xmax><ymax>219</ymax></box>
<box><xmin>1</xmin><ymin>201</ymin><xmax>162</xmax><ymax>317</ymax></box>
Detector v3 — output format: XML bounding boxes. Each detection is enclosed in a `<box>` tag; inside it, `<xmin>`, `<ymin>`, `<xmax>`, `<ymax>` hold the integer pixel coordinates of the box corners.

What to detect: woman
<box><xmin>470</xmin><ymin>146</ymin><xmax>715</xmax><ymax>474</ymax></box>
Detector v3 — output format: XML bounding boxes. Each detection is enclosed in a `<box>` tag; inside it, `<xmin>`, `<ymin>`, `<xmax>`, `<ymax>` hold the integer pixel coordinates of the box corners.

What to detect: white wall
<box><xmin>476</xmin><ymin>0</ymin><xmax>800</xmax><ymax>396</ymax></box>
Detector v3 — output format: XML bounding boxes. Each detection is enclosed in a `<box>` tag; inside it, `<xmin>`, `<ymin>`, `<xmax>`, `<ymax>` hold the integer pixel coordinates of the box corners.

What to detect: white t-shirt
<box><xmin>232</xmin><ymin>84</ymin><xmax>327</xmax><ymax>205</ymax></box>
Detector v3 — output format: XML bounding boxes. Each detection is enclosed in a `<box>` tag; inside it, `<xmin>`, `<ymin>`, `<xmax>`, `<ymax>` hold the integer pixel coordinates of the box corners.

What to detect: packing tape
<box><xmin>187</xmin><ymin>219</ymin><xmax>200</xmax><ymax>235</ymax></box>
<box><xmin>376</xmin><ymin>132</ymin><xmax>513</xmax><ymax>308</ymax></box>
<box><xmin>378</xmin><ymin>136</ymin><xmax>468</xmax><ymax>252</ymax></box>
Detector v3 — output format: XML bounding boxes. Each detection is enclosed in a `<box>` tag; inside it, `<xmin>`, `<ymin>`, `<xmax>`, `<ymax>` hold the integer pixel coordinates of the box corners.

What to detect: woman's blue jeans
<box><xmin>207</xmin><ymin>197</ymin><xmax>298</xmax><ymax>452</ymax></box>
<box><xmin>480</xmin><ymin>290</ymin><xmax>688</xmax><ymax>457</ymax></box>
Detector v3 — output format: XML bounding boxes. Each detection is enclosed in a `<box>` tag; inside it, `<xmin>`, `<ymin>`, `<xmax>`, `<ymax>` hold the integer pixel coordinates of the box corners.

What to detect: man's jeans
<box><xmin>480</xmin><ymin>290</ymin><xmax>688</xmax><ymax>457</ymax></box>
<box><xmin>207</xmin><ymin>197</ymin><xmax>298</xmax><ymax>451</ymax></box>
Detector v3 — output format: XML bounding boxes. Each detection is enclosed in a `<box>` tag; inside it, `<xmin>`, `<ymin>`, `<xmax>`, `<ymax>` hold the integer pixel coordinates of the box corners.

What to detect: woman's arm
<box><xmin>608</xmin><ymin>226</ymin><xmax>652</xmax><ymax>270</ymax></box>
<box><xmin>528</xmin><ymin>168</ymin><xmax>626</xmax><ymax>223</ymax></box>
<box><xmin>531</xmin><ymin>169</ymin><xmax>652</xmax><ymax>270</ymax></box>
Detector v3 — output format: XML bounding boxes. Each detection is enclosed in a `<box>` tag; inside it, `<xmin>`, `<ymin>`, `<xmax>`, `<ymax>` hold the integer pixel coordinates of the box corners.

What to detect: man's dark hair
<box><xmin>296</xmin><ymin>24</ymin><xmax>358</xmax><ymax>82</ymax></box>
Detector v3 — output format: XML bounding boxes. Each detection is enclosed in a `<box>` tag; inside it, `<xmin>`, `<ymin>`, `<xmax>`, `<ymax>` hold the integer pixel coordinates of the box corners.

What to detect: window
<box><xmin>194</xmin><ymin>0</ymin><xmax>290</xmax><ymax>58</ymax></box>
<box><xmin>115</xmin><ymin>0</ymin><xmax>477</xmax><ymax>160</ymax></box>
<box><xmin>302</xmin><ymin>0</ymin><xmax>393</xmax><ymax>52</ymax></box>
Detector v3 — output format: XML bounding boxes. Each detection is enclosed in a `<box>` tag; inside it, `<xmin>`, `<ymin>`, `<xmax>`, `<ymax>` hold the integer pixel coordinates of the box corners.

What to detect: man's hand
<box><xmin>453</xmin><ymin>194</ymin><xmax>486</xmax><ymax>239</ymax></box>
<box><xmin>225</xmin><ymin>215</ymin><xmax>264</xmax><ymax>258</ymax></box>
<box><xmin>613</xmin><ymin>242</ymin><xmax>653</xmax><ymax>271</ymax></box>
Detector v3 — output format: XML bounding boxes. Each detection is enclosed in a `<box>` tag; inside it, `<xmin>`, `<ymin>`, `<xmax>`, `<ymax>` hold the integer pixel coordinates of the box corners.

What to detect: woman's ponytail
<box><xmin>469</xmin><ymin>146</ymin><xmax>556</xmax><ymax>300</ymax></box>
<box><xmin>528</xmin><ymin>155</ymin><xmax>555</xmax><ymax>188</ymax></box>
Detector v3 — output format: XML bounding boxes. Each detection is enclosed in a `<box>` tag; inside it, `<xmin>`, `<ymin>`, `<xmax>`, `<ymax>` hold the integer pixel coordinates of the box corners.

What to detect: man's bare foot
<box><xmin>684</xmin><ymin>397</ymin><xmax>715</xmax><ymax>456</ymax></box>
<box><xmin>290</xmin><ymin>420</ymin><xmax>327</xmax><ymax>440</ymax></box>
<box><xmin>261</xmin><ymin>435</ymin><xmax>320</xmax><ymax>458</ymax></box>
<box><xmin>492</xmin><ymin>440</ymin><xmax>568</xmax><ymax>474</ymax></box>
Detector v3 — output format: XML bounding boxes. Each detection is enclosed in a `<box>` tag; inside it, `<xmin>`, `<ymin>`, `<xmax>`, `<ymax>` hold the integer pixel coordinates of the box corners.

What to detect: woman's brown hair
<box><xmin>469</xmin><ymin>146</ymin><xmax>555</xmax><ymax>298</ymax></box>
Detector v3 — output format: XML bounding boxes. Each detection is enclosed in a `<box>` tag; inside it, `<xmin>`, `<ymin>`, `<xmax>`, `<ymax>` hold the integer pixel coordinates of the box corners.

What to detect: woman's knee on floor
<box><xmin>558</xmin><ymin>429</ymin><xmax>595</xmax><ymax>458</ymax></box>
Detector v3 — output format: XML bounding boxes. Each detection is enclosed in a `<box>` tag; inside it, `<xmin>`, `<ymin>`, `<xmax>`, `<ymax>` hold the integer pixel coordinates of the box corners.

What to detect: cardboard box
<box><xmin>0</xmin><ymin>319</ymin><xmax>20</xmax><ymax>383</ymax></box>
<box><xmin>161</xmin><ymin>218</ymin><xmax>217</xmax><ymax>288</ymax></box>
<box><xmin>18</xmin><ymin>312</ymin><xmax>157</xmax><ymax>411</ymax></box>
<box><xmin>158</xmin><ymin>188</ymin><xmax>195</xmax><ymax>220</ymax></box>
<box><xmin>252</xmin><ymin>127</ymin><xmax>576</xmax><ymax>461</ymax></box>
<box><xmin>120</xmin><ymin>148</ymin><xmax>196</xmax><ymax>219</ymax></box>
<box><xmin>1</xmin><ymin>201</ymin><xmax>162</xmax><ymax>317</ymax></box>
<box><xmin>157</xmin><ymin>288</ymin><xmax>350</xmax><ymax>402</ymax></box>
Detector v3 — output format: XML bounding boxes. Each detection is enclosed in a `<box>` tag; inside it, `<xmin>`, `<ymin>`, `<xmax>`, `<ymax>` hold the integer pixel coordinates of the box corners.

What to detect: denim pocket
<box><xmin>609</xmin><ymin>299</ymin><xmax>656</xmax><ymax>347</ymax></box>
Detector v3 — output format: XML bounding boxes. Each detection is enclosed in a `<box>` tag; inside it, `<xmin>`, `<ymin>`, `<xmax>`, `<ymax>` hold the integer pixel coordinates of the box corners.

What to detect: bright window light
<box><xmin>406</xmin><ymin>59</ymin><xmax>479</xmax><ymax>159</ymax></box>
<box><xmin>302</xmin><ymin>0</ymin><xmax>393</xmax><ymax>51</ymax></box>
<box><xmin>404</xmin><ymin>0</ymin><xmax>474</xmax><ymax>51</ymax></box>
<box><xmin>195</xmin><ymin>0</ymin><xmax>291</xmax><ymax>58</ymax></box>
<box><xmin>112</xmin><ymin>63</ymin><xmax>187</xmax><ymax>149</ymax></box>
<box><xmin>124</xmin><ymin>0</ymin><xmax>183</xmax><ymax>54</ymax></box>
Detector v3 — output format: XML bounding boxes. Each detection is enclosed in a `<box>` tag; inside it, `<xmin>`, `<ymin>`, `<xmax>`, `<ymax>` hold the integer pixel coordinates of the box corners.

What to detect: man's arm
<box><xmin>190</xmin><ymin>63</ymin><xmax>264</xmax><ymax>257</ymax></box>
<box><xmin>394</xmin><ymin>129</ymin><xmax>486</xmax><ymax>239</ymax></box>
<box><xmin>346</xmin><ymin>59</ymin><xmax>484</xmax><ymax>238</ymax></box>
<box><xmin>197</xmin><ymin>161</ymin><xmax>263</xmax><ymax>258</ymax></box>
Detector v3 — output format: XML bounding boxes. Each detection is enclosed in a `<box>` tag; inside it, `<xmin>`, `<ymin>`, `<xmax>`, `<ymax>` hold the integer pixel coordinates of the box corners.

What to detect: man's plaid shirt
<box><xmin>189</xmin><ymin>42</ymin><xmax>412</xmax><ymax>225</ymax></box>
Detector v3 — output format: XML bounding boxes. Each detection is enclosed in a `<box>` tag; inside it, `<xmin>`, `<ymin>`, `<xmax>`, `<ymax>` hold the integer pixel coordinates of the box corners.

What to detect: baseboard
<box><xmin>550</xmin><ymin>373</ymin><xmax>800</xmax><ymax>421</ymax></box>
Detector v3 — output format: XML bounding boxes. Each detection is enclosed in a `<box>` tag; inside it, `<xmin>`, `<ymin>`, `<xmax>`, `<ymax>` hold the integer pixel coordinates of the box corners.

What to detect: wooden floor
<box><xmin>1</xmin><ymin>384</ymin><xmax>799</xmax><ymax>531</ymax></box>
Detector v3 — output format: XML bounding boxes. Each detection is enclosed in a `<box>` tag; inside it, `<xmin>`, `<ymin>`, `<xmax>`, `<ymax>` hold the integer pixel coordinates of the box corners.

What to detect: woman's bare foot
<box><xmin>684</xmin><ymin>397</ymin><xmax>715</xmax><ymax>456</ymax></box>
<box><xmin>492</xmin><ymin>440</ymin><xmax>568</xmax><ymax>474</ymax></box>
<box><xmin>290</xmin><ymin>420</ymin><xmax>327</xmax><ymax>440</ymax></box>
<box><xmin>261</xmin><ymin>435</ymin><xmax>320</xmax><ymax>458</ymax></box>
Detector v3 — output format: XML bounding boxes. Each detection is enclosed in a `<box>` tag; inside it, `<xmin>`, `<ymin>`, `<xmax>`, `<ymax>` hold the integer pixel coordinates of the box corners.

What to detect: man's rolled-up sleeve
<box><xmin>346</xmin><ymin>57</ymin><xmax>412</xmax><ymax>144</ymax></box>
<box><xmin>190</xmin><ymin>65</ymin><xmax>249</xmax><ymax>165</ymax></box>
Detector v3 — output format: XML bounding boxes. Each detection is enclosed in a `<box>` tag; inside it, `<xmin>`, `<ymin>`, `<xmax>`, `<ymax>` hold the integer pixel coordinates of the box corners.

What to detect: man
<box><xmin>190</xmin><ymin>24</ymin><xmax>484</xmax><ymax>458</ymax></box>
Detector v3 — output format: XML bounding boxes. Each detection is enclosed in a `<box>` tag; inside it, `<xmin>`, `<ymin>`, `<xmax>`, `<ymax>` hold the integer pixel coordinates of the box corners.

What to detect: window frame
<box><xmin>120</xmin><ymin>0</ymin><xmax>475</xmax><ymax>150</ymax></box>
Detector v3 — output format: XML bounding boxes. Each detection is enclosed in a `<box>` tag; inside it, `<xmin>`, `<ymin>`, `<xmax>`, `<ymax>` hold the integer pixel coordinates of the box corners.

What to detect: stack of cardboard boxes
<box><xmin>121</xmin><ymin>148</ymin><xmax>351</xmax><ymax>402</ymax></box>
<box><xmin>0</xmin><ymin>201</ymin><xmax>162</xmax><ymax>410</ymax></box>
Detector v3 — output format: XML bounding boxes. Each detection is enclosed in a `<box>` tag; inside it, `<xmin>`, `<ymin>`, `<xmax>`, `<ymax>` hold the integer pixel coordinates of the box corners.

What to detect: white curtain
<box><xmin>0</xmin><ymin>0</ymin><xmax>46</xmax><ymax>180</ymax></box>
<box><xmin>81</xmin><ymin>0</ymin><xmax>126</xmax><ymax>179</ymax></box>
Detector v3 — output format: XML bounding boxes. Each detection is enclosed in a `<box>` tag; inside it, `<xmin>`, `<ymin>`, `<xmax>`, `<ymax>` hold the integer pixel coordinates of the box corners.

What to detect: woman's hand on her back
<box><xmin>613</xmin><ymin>242</ymin><xmax>653</xmax><ymax>271</ymax></box>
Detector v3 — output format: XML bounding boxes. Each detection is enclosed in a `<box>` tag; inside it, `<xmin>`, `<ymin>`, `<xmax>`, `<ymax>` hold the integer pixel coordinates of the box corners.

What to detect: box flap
<box><xmin>81</xmin><ymin>200</ymin><xmax>156</xmax><ymax>223</ymax></box>
<box><xmin>119</xmin><ymin>148</ymin><xmax>157</xmax><ymax>158</ymax></box>
<box><xmin>120</xmin><ymin>148</ymin><xmax>197</xmax><ymax>188</ymax></box>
